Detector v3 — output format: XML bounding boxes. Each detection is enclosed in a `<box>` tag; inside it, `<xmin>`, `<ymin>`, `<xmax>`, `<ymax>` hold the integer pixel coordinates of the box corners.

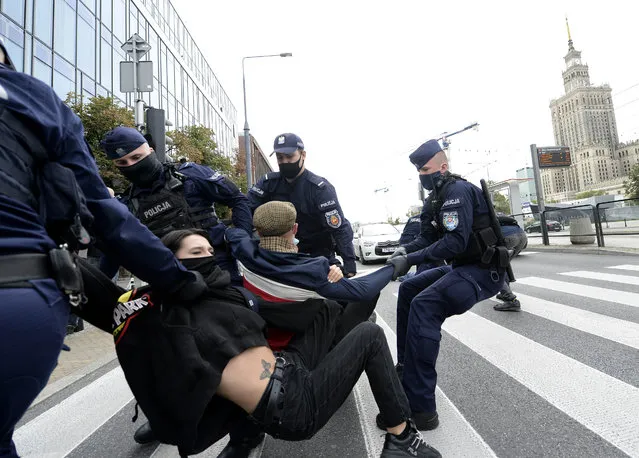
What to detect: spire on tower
<box><xmin>566</xmin><ymin>16</ymin><xmax>574</xmax><ymax>51</ymax></box>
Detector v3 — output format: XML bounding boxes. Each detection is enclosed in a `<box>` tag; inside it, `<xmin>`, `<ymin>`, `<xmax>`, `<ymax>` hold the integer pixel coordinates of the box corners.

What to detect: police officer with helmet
<box><xmin>248</xmin><ymin>133</ymin><xmax>357</xmax><ymax>277</ymax></box>
<box><xmin>0</xmin><ymin>42</ymin><xmax>206</xmax><ymax>458</ymax></box>
<box><xmin>379</xmin><ymin>139</ymin><xmax>507</xmax><ymax>431</ymax></box>
<box><xmin>99</xmin><ymin>127</ymin><xmax>253</xmax><ymax>285</ymax></box>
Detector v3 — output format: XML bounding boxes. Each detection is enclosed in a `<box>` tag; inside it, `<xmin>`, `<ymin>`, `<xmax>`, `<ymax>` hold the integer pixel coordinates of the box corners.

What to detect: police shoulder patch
<box><xmin>250</xmin><ymin>185</ymin><xmax>264</xmax><ymax>196</ymax></box>
<box><xmin>209</xmin><ymin>171</ymin><xmax>223</xmax><ymax>181</ymax></box>
<box><xmin>441</xmin><ymin>197</ymin><xmax>462</xmax><ymax>208</ymax></box>
<box><xmin>325</xmin><ymin>209</ymin><xmax>342</xmax><ymax>228</ymax></box>
<box><xmin>442</xmin><ymin>211</ymin><xmax>459</xmax><ymax>231</ymax></box>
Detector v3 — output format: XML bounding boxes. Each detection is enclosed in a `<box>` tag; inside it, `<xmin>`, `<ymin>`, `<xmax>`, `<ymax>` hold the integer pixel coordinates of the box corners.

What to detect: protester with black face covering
<box><xmin>106</xmin><ymin>228</ymin><xmax>441</xmax><ymax>458</ymax></box>
<box><xmin>248</xmin><ymin>133</ymin><xmax>357</xmax><ymax>278</ymax></box>
<box><xmin>99</xmin><ymin>126</ymin><xmax>252</xmax><ymax>291</ymax></box>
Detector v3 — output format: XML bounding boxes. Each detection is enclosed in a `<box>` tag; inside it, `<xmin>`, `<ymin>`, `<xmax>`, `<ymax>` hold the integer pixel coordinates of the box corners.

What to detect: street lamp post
<box><xmin>242</xmin><ymin>52</ymin><xmax>293</xmax><ymax>189</ymax></box>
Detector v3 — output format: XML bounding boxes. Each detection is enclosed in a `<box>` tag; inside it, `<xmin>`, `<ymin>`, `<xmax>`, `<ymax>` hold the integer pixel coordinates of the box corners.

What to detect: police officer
<box><xmin>0</xmin><ymin>42</ymin><xmax>205</xmax><ymax>458</ymax></box>
<box><xmin>248</xmin><ymin>133</ymin><xmax>357</xmax><ymax>277</ymax></box>
<box><xmin>399</xmin><ymin>212</ymin><xmax>422</xmax><ymax>245</ymax></box>
<box><xmin>100</xmin><ymin>127</ymin><xmax>252</xmax><ymax>284</ymax></box>
<box><xmin>493</xmin><ymin>215</ymin><xmax>527</xmax><ymax>311</ymax></box>
<box><xmin>378</xmin><ymin>139</ymin><xmax>506</xmax><ymax>431</ymax></box>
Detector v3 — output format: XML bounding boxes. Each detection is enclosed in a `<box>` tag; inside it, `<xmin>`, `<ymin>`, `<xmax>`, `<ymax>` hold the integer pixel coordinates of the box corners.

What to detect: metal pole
<box><xmin>530</xmin><ymin>144</ymin><xmax>549</xmax><ymax>245</ymax></box>
<box><xmin>131</xmin><ymin>40</ymin><xmax>143</xmax><ymax>131</ymax></box>
<box><xmin>242</xmin><ymin>58</ymin><xmax>253</xmax><ymax>189</ymax></box>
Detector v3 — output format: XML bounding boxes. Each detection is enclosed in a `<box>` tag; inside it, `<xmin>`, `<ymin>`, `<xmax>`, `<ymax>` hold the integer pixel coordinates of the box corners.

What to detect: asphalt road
<box><xmin>14</xmin><ymin>250</ymin><xmax>639</xmax><ymax>458</ymax></box>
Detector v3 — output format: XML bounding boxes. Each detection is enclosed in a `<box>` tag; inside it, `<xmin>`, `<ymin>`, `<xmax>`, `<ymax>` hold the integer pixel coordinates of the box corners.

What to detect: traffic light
<box><xmin>145</xmin><ymin>107</ymin><xmax>167</xmax><ymax>162</ymax></box>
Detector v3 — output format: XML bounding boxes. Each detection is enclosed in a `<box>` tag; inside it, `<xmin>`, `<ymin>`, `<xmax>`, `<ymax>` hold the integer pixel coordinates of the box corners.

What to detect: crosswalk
<box><xmin>13</xmin><ymin>258</ymin><xmax>639</xmax><ymax>458</ymax></box>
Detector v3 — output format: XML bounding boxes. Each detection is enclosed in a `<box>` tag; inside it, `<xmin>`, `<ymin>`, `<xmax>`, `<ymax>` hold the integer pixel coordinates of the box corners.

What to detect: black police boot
<box><xmin>217</xmin><ymin>432</ymin><xmax>265</xmax><ymax>458</ymax></box>
<box><xmin>381</xmin><ymin>421</ymin><xmax>442</xmax><ymax>458</ymax></box>
<box><xmin>133</xmin><ymin>421</ymin><xmax>157</xmax><ymax>444</ymax></box>
<box><xmin>494</xmin><ymin>297</ymin><xmax>521</xmax><ymax>311</ymax></box>
<box><xmin>377</xmin><ymin>411</ymin><xmax>438</xmax><ymax>431</ymax></box>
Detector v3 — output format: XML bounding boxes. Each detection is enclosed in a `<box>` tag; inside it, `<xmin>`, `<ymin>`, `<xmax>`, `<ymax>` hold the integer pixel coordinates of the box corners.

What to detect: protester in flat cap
<box><xmin>103</xmin><ymin>226</ymin><xmax>440</xmax><ymax>458</ymax></box>
<box><xmin>383</xmin><ymin>139</ymin><xmax>507</xmax><ymax>432</ymax></box>
<box><xmin>248</xmin><ymin>133</ymin><xmax>357</xmax><ymax>278</ymax></box>
<box><xmin>99</xmin><ymin>126</ymin><xmax>252</xmax><ymax>444</ymax></box>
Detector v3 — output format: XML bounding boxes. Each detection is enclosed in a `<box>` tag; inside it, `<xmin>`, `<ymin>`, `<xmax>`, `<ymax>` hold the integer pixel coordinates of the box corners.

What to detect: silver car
<box><xmin>353</xmin><ymin>223</ymin><xmax>401</xmax><ymax>264</ymax></box>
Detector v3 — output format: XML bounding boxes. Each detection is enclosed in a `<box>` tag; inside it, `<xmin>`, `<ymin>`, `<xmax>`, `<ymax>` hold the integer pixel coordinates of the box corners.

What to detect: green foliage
<box><xmin>387</xmin><ymin>216</ymin><xmax>401</xmax><ymax>225</ymax></box>
<box><xmin>575</xmin><ymin>190</ymin><xmax>605</xmax><ymax>199</ymax></box>
<box><xmin>66</xmin><ymin>94</ymin><xmax>134</xmax><ymax>193</ymax></box>
<box><xmin>624</xmin><ymin>164</ymin><xmax>639</xmax><ymax>199</ymax></box>
<box><xmin>493</xmin><ymin>191</ymin><xmax>510</xmax><ymax>214</ymax></box>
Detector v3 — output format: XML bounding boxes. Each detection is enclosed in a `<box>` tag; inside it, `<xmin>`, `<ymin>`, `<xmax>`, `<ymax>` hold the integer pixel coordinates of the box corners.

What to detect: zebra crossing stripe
<box><xmin>517</xmin><ymin>276</ymin><xmax>639</xmax><ymax>308</ymax></box>
<box><xmin>443</xmin><ymin>312</ymin><xmax>639</xmax><ymax>458</ymax></box>
<box><xmin>514</xmin><ymin>293</ymin><xmax>639</xmax><ymax>349</ymax></box>
<box><xmin>607</xmin><ymin>264</ymin><xmax>639</xmax><ymax>272</ymax></box>
<box><xmin>13</xmin><ymin>367</ymin><xmax>133</xmax><ymax>457</ymax></box>
<box><xmin>560</xmin><ymin>270</ymin><xmax>639</xmax><ymax>286</ymax></box>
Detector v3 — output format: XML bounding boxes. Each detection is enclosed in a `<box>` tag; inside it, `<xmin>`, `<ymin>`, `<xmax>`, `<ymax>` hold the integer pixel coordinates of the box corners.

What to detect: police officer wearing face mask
<box><xmin>380</xmin><ymin>139</ymin><xmax>507</xmax><ymax>432</ymax></box>
<box><xmin>248</xmin><ymin>133</ymin><xmax>357</xmax><ymax>278</ymax></box>
<box><xmin>99</xmin><ymin>127</ymin><xmax>253</xmax><ymax>287</ymax></box>
<box><xmin>0</xmin><ymin>42</ymin><xmax>206</xmax><ymax>458</ymax></box>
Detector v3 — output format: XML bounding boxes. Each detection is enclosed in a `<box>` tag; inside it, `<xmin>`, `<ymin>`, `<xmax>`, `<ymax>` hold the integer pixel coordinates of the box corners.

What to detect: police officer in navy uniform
<box><xmin>0</xmin><ymin>42</ymin><xmax>205</xmax><ymax>458</ymax></box>
<box><xmin>100</xmin><ymin>127</ymin><xmax>253</xmax><ymax>285</ymax></box>
<box><xmin>399</xmin><ymin>213</ymin><xmax>422</xmax><ymax>245</ymax></box>
<box><xmin>248</xmin><ymin>133</ymin><xmax>357</xmax><ymax>277</ymax></box>
<box><xmin>378</xmin><ymin>139</ymin><xmax>506</xmax><ymax>431</ymax></box>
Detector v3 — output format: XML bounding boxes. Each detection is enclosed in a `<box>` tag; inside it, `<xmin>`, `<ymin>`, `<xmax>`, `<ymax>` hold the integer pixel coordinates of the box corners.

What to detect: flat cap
<box><xmin>253</xmin><ymin>201</ymin><xmax>297</xmax><ymax>236</ymax></box>
<box><xmin>409</xmin><ymin>139</ymin><xmax>443</xmax><ymax>170</ymax></box>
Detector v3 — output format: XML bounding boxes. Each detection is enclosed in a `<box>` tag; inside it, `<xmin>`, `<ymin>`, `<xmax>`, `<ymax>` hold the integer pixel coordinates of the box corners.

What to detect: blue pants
<box><xmin>396</xmin><ymin>264</ymin><xmax>504</xmax><ymax>413</ymax></box>
<box><xmin>0</xmin><ymin>279</ymin><xmax>69</xmax><ymax>458</ymax></box>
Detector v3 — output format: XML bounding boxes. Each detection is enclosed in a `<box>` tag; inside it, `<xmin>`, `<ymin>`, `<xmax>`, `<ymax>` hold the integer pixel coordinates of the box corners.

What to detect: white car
<box><xmin>353</xmin><ymin>223</ymin><xmax>401</xmax><ymax>264</ymax></box>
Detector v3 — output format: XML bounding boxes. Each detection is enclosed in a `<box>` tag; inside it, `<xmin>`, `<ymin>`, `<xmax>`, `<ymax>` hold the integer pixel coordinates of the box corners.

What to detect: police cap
<box><xmin>270</xmin><ymin>133</ymin><xmax>304</xmax><ymax>156</ymax></box>
<box><xmin>100</xmin><ymin>126</ymin><xmax>148</xmax><ymax>159</ymax></box>
<box><xmin>409</xmin><ymin>139</ymin><xmax>443</xmax><ymax>170</ymax></box>
<box><xmin>253</xmin><ymin>201</ymin><xmax>297</xmax><ymax>236</ymax></box>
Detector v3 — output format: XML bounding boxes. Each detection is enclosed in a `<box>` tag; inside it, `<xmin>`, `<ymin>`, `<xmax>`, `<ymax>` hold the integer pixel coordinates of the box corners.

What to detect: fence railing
<box><xmin>510</xmin><ymin>199</ymin><xmax>639</xmax><ymax>247</ymax></box>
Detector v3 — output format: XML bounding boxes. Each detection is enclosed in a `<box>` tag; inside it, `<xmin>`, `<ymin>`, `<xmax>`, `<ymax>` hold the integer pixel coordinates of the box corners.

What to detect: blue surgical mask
<box><xmin>419</xmin><ymin>171</ymin><xmax>442</xmax><ymax>191</ymax></box>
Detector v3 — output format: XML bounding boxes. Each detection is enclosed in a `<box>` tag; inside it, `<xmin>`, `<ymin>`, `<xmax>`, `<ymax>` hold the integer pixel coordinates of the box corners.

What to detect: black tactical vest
<box><xmin>128</xmin><ymin>170</ymin><xmax>219</xmax><ymax>239</ymax></box>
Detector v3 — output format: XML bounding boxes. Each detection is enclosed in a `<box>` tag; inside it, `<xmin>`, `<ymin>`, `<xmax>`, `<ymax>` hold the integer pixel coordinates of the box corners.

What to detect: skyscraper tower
<box><xmin>545</xmin><ymin>18</ymin><xmax>622</xmax><ymax>200</ymax></box>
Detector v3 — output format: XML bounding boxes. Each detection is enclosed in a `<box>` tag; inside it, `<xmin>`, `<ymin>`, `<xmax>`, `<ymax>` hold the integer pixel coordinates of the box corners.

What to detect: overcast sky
<box><xmin>173</xmin><ymin>0</ymin><xmax>639</xmax><ymax>223</ymax></box>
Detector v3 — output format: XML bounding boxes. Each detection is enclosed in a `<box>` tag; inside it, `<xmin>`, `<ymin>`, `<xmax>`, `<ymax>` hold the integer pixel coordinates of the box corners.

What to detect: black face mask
<box><xmin>279</xmin><ymin>157</ymin><xmax>304</xmax><ymax>179</ymax></box>
<box><xmin>180</xmin><ymin>256</ymin><xmax>218</xmax><ymax>278</ymax></box>
<box><xmin>119</xmin><ymin>152</ymin><xmax>163</xmax><ymax>187</ymax></box>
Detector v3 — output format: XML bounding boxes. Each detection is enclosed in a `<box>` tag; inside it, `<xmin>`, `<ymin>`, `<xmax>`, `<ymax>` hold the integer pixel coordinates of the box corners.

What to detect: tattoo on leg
<box><xmin>260</xmin><ymin>359</ymin><xmax>272</xmax><ymax>380</ymax></box>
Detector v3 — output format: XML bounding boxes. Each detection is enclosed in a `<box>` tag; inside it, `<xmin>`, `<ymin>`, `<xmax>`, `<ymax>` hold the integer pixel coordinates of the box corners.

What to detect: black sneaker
<box><xmin>217</xmin><ymin>432</ymin><xmax>265</xmax><ymax>458</ymax></box>
<box><xmin>495</xmin><ymin>291</ymin><xmax>507</xmax><ymax>301</ymax></box>
<box><xmin>133</xmin><ymin>421</ymin><xmax>157</xmax><ymax>444</ymax></box>
<box><xmin>381</xmin><ymin>421</ymin><xmax>442</xmax><ymax>458</ymax></box>
<box><xmin>493</xmin><ymin>299</ymin><xmax>521</xmax><ymax>311</ymax></box>
<box><xmin>377</xmin><ymin>411</ymin><xmax>438</xmax><ymax>431</ymax></box>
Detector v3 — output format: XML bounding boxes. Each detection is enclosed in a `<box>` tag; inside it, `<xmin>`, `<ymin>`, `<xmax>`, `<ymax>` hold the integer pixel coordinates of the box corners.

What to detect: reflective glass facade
<box><xmin>0</xmin><ymin>0</ymin><xmax>237</xmax><ymax>155</ymax></box>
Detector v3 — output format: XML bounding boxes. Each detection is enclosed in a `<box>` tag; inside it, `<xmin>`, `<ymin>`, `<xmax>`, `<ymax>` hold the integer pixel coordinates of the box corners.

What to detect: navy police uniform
<box><xmin>0</xmin><ymin>44</ymin><xmax>197</xmax><ymax>457</ymax></box>
<box><xmin>100</xmin><ymin>127</ymin><xmax>253</xmax><ymax>283</ymax></box>
<box><xmin>399</xmin><ymin>215</ymin><xmax>422</xmax><ymax>245</ymax></box>
<box><xmin>248</xmin><ymin>133</ymin><xmax>356</xmax><ymax>275</ymax></box>
<box><xmin>396</xmin><ymin>140</ymin><xmax>506</xmax><ymax>417</ymax></box>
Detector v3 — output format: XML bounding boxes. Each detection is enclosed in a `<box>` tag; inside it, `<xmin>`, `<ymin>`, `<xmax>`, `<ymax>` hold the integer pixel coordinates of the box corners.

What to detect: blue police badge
<box><xmin>325</xmin><ymin>209</ymin><xmax>342</xmax><ymax>228</ymax></box>
<box><xmin>442</xmin><ymin>211</ymin><xmax>458</xmax><ymax>231</ymax></box>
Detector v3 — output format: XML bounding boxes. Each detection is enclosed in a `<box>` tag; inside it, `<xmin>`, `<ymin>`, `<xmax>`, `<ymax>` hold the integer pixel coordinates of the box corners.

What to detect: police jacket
<box><xmin>403</xmin><ymin>174</ymin><xmax>493</xmax><ymax>267</ymax></box>
<box><xmin>111</xmin><ymin>266</ymin><xmax>268</xmax><ymax>455</ymax></box>
<box><xmin>248</xmin><ymin>170</ymin><xmax>357</xmax><ymax>274</ymax></box>
<box><xmin>226</xmin><ymin>228</ymin><xmax>392</xmax><ymax>302</ymax></box>
<box><xmin>0</xmin><ymin>63</ymin><xmax>191</xmax><ymax>288</ymax></box>
<box><xmin>120</xmin><ymin>162</ymin><xmax>252</xmax><ymax>247</ymax></box>
<box><xmin>399</xmin><ymin>216</ymin><xmax>422</xmax><ymax>245</ymax></box>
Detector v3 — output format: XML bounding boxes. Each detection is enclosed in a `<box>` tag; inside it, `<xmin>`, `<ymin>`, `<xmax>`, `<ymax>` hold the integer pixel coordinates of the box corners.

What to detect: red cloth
<box><xmin>243</xmin><ymin>278</ymin><xmax>295</xmax><ymax>350</ymax></box>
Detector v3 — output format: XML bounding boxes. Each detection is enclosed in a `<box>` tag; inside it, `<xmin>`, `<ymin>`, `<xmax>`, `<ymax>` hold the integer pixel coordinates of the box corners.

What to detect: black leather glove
<box><xmin>168</xmin><ymin>271</ymin><xmax>208</xmax><ymax>302</ymax></box>
<box><xmin>389</xmin><ymin>247</ymin><xmax>407</xmax><ymax>259</ymax></box>
<box><xmin>386</xmin><ymin>255</ymin><xmax>410</xmax><ymax>281</ymax></box>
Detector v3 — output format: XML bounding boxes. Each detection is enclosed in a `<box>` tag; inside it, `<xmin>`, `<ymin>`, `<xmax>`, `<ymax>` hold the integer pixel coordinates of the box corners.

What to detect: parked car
<box><xmin>353</xmin><ymin>223</ymin><xmax>401</xmax><ymax>264</ymax></box>
<box><xmin>525</xmin><ymin>220</ymin><xmax>563</xmax><ymax>233</ymax></box>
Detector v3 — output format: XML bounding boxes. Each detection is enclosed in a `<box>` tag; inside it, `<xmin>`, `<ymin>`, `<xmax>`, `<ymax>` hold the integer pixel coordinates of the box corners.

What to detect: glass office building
<box><xmin>0</xmin><ymin>0</ymin><xmax>237</xmax><ymax>155</ymax></box>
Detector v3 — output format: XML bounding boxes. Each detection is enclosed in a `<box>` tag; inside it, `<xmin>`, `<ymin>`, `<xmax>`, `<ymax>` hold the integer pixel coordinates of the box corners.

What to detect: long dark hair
<box><xmin>160</xmin><ymin>229</ymin><xmax>212</xmax><ymax>254</ymax></box>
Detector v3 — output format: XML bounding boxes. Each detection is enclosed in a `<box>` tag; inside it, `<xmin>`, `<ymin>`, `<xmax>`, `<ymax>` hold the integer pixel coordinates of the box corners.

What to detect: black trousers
<box><xmin>251</xmin><ymin>321</ymin><xmax>411</xmax><ymax>440</ymax></box>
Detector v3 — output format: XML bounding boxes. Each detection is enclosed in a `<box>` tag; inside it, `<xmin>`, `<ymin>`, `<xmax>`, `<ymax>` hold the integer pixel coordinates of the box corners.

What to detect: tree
<box><xmin>624</xmin><ymin>164</ymin><xmax>639</xmax><ymax>199</ymax></box>
<box><xmin>66</xmin><ymin>94</ymin><xmax>134</xmax><ymax>193</ymax></box>
<box><xmin>575</xmin><ymin>190</ymin><xmax>605</xmax><ymax>199</ymax></box>
<box><xmin>493</xmin><ymin>191</ymin><xmax>510</xmax><ymax>214</ymax></box>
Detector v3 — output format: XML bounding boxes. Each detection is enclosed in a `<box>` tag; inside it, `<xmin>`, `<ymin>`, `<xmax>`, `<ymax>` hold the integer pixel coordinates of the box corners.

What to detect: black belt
<box><xmin>261</xmin><ymin>356</ymin><xmax>286</xmax><ymax>428</ymax></box>
<box><xmin>0</xmin><ymin>253</ymin><xmax>51</xmax><ymax>286</ymax></box>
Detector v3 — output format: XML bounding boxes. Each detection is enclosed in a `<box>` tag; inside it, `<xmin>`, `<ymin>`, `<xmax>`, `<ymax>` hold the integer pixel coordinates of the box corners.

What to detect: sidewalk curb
<box><xmin>33</xmin><ymin>352</ymin><xmax>117</xmax><ymax>407</ymax></box>
<box><xmin>527</xmin><ymin>246</ymin><xmax>639</xmax><ymax>256</ymax></box>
